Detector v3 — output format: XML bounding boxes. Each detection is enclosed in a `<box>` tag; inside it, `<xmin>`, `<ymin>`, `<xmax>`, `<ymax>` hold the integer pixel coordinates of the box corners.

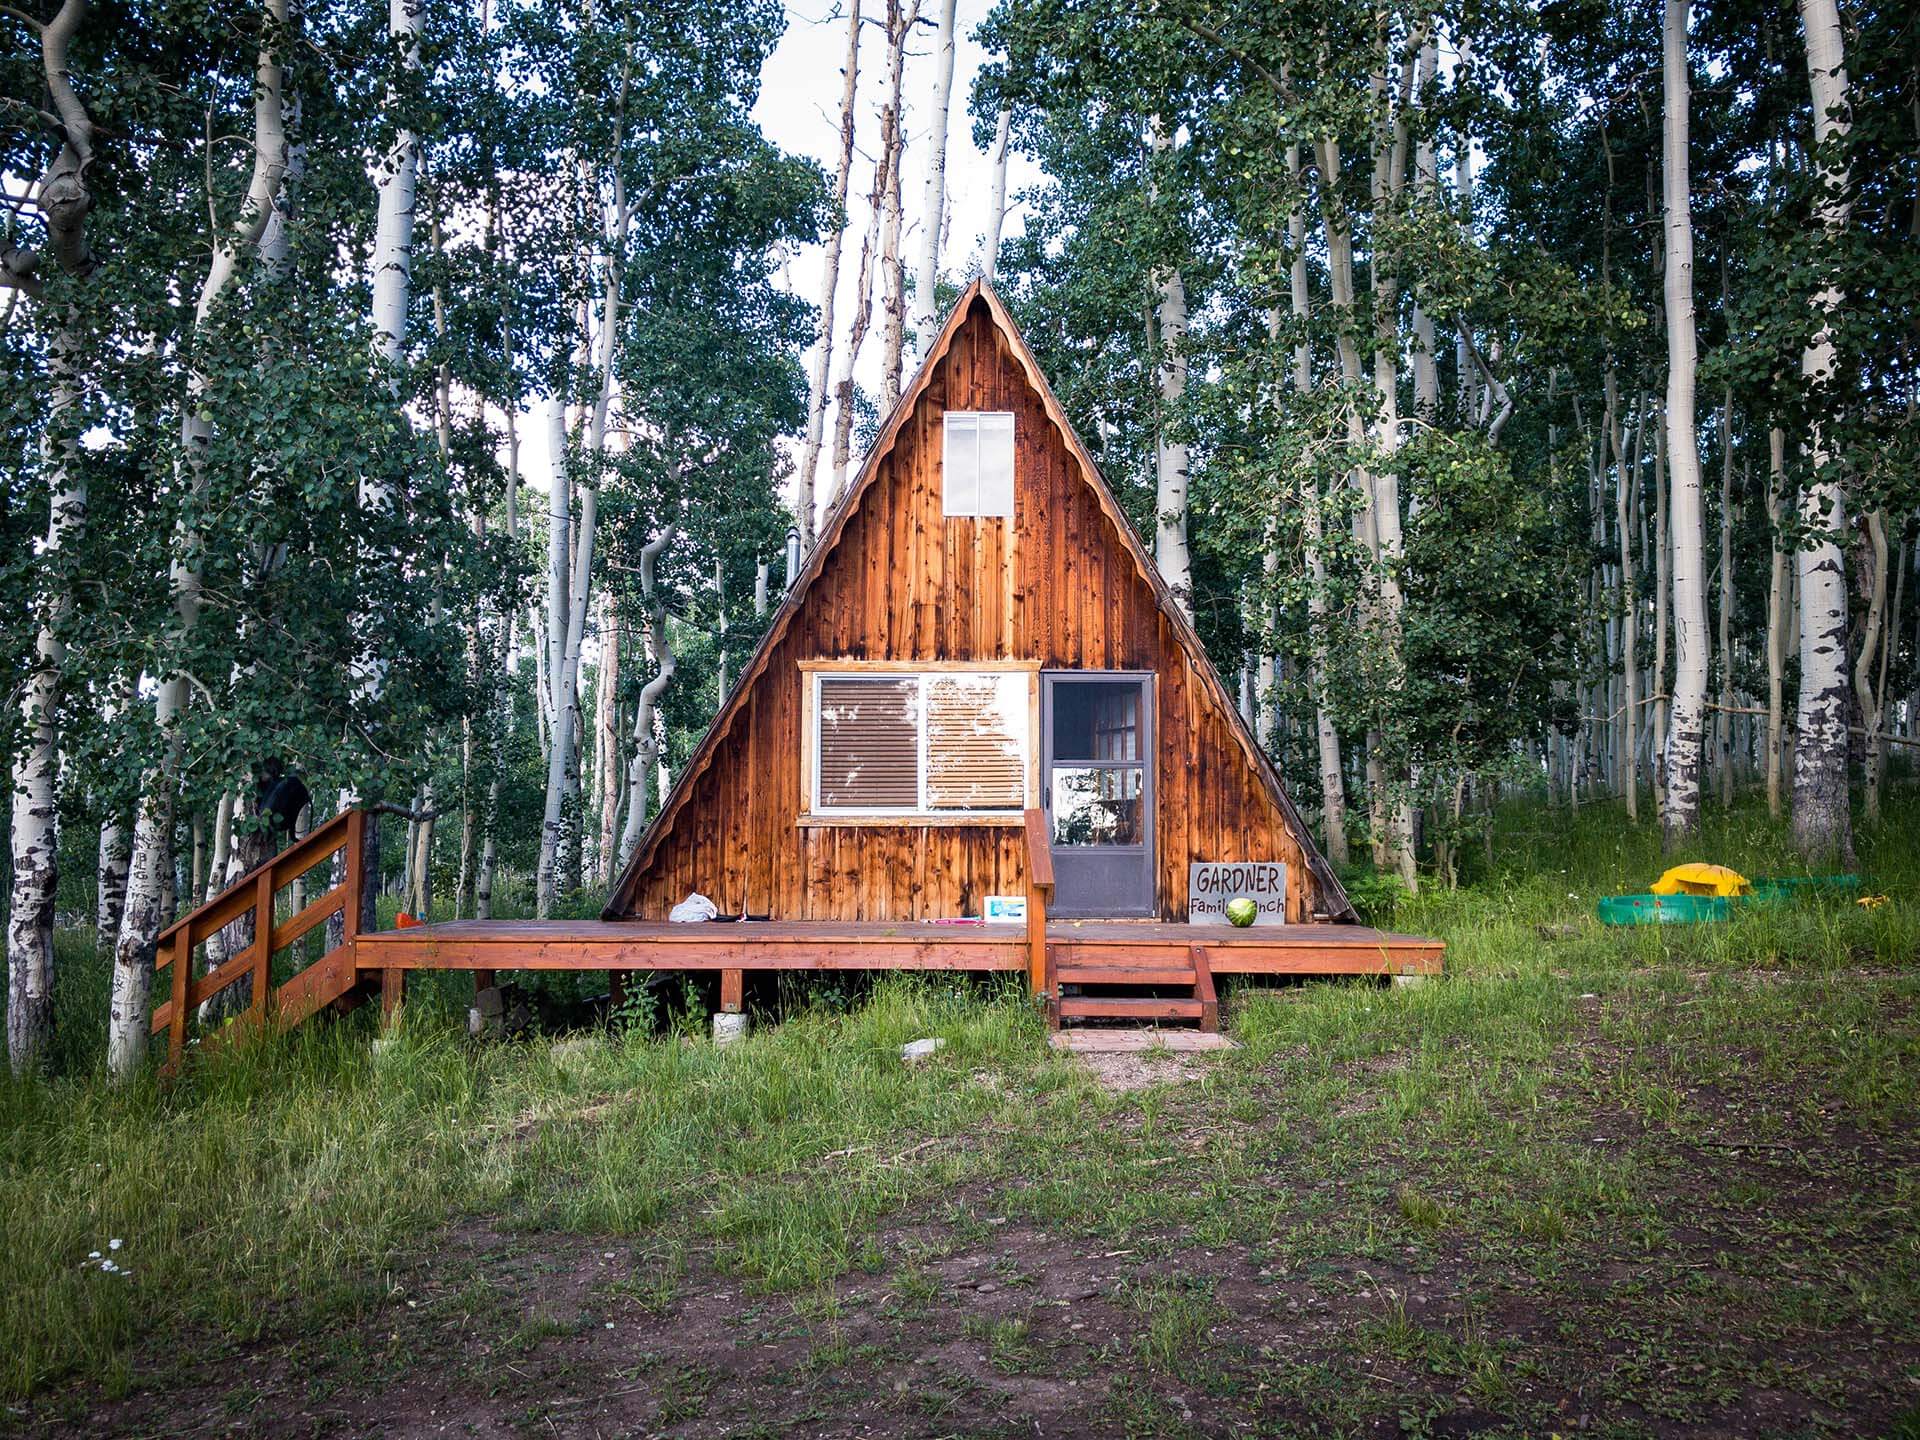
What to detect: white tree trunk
<box><xmin>983</xmin><ymin>106</ymin><xmax>1011</xmax><ymax>282</ymax></box>
<box><xmin>96</xmin><ymin>813</ymin><xmax>130</xmax><ymax>940</ymax></box>
<box><xmin>1286</xmin><ymin>142</ymin><xmax>1347</xmax><ymax>867</ymax></box>
<box><xmin>109</xmin><ymin>0</ymin><xmax>289</xmax><ymax>1076</ymax></box>
<box><xmin>1765</xmin><ymin>429</ymin><xmax>1788</xmax><ymax>817</ymax></box>
<box><xmin>537</xmin><ymin>402</ymin><xmax>577</xmax><ymax>915</ymax></box>
<box><xmin>1791</xmin><ymin>0</ymin><xmax>1854</xmax><ymax>861</ymax></box>
<box><xmin>1717</xmin><ymin>389</ymin><xmax>1736</xmax><ymax>806</ymax></box>
<box><xmin>1409</xmin><ymin>40</ymin><xmax>1440</xmax><ymax>419</ymax></box>
<box><xmin>9</xmin><ymin>393</ymin><xmax>85</xmax><ymax>1075</ymax></box>
<box><xmin>908</xmin><ymin>0</ymin><xmax>958</xmax><ymax>365</ymax></box>
<box><xmin>596</xmin><ymin>597</ymin><xmax>622</xmax><ymax>886</ymax></box>
<box><xmin>1661</xmin><ymin>0</ymin><xmax>1708</xmax><ymax>841</ymax></box>
<box><xmin>6</xmin><ymin>0</ymin><xmax>95</xmax><ymax>1075</ymax></box>
<box><xmin>1606</xmin><ymin>374</ymin><xmax>1640</xmax><ymax>819</ymax></box>
<box><xmin>794</xmin><ymin>0</ymin><xmax>862</xmax><ymax>551</ymax></box>
<box><xmin>876</xmin><ymin>0</ymin><xmax>918</xmax><ymax>410</ymax></box>
<box><xmin>1854</xmin><ymin>511</ymin><xmax>1890</xmax><ymax>822</ymax></box>
<box><xmin>370</xmin><ymin>0</ymin><xmax>422</xmax><ymax>383</ymax></box>
<box><xmin>619</xmin><ymin>525</ymin><xmax>680</xmax><ymax>865</ymax></box>
<box><xmin>1366</xmin><ymin>50</ymin><xmax>1416</xmax><ymax>888</ymax></box>
<box><xmin>834</xmin><ymin>0</ymin><xmax>915</xmax><ymax>487</ymax></box>
<box><xmin>1147</xmin><ymin>118</ymin><xmax>1191</xmax><ymax>616</ymax></box>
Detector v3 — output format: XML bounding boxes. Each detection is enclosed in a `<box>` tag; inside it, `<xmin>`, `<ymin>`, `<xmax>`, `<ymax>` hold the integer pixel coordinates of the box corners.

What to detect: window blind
<box><xmin>924</xmin><ymin>674</ymin><xmax>1026</xmax><ymax>810</ymax></box>
<box><xmin>816</xmin><ymin>676</ymin><xmax>919</xmax><ymax>809</ymax></box>
<box><xmin>942</xmin><ymin>412</ymin><xmax>1015</xmax><ymax>517</ymax></box>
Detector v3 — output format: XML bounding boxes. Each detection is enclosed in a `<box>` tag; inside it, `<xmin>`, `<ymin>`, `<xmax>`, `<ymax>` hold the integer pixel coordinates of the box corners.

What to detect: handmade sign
<box><xmin>1188</xmin><ymin>862</ymin><xmax>1288</xmax><ymax>925</ymax></box>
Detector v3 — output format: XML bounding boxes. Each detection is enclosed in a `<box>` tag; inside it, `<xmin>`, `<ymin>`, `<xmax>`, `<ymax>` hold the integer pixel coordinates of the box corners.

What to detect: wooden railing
<box><xmin>150</xmin><ymin>807</ymin><xmax>368</xmax><ymax>1068</ymax></box>
<box><xmin>1023</xmin><ymin>807</ymin><xmax>1054</xmax><ymax>996</ymax></box>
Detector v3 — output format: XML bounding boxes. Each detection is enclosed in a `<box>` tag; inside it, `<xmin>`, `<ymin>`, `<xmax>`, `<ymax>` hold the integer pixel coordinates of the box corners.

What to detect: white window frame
<box><xmin>942</xmin><ymin>411</ymin><xmax>1015</xmax><ymax>518</ymax></box>
<box><xmin>805</xmin><ymin>666</ymin><xmax>1034</xmax><ymax>820</ymax></box>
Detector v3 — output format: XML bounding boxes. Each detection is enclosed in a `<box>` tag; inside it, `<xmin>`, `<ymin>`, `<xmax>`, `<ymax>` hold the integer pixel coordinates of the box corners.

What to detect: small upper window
<box><xmin>943</xmin><ymin>412</ymin><xmax>1015</xmax><ymax>517</ymax></box>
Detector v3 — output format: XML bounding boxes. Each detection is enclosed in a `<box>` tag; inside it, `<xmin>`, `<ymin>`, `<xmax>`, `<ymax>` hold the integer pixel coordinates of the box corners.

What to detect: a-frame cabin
<box><xmin>151</xmin><ymin>285</ymin><xmax>1436</xmax><ymax>1063</ymax></box>
<box><xmin>605</xmin><ymin>282</ymin><xmax>1353</xmax><ymax>931</ymax></box>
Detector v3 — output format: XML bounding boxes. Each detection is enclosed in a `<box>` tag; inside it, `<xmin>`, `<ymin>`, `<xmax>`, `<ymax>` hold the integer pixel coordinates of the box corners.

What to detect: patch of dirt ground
<box><xmin>26</xmin><ymin>1182</ymin><xmax>1920</xmax><ymax>1440</ymax></box>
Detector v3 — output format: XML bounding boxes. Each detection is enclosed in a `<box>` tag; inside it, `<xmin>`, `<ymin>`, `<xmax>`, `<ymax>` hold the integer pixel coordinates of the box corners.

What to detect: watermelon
<box><xmin>1225</xmin><ymin>897</ymin><xmax>1258</xmax><ymax>927</ymax></box>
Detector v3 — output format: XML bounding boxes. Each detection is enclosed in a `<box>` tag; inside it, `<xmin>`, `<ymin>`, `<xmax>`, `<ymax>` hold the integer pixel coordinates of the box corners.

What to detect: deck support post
<box><xmin>1023</xmin><ymin>809</ymin><xmax>1055</xmax><ymax>998</ymax></box>
<box><xmin>1190</xmin><ymin>945</ymin><xmax>1218</xmax><ymax>1033</ymax></box>
<box><xmin>381</xmin><ymin>967</ymin><xmax>405</xmax><ymax>1027</ymax></box>
<box><xmin>713</xmin><ymin>968</ymin><xmax>747</xmax><ymax>1045</ymax></box>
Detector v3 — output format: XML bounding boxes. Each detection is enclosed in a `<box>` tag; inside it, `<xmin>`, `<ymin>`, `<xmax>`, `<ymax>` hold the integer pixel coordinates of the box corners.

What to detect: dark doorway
<box><xmin>1041</xmin><ymin>672</ymin><xmax>1155</xmax><ymax>917</ymax></box>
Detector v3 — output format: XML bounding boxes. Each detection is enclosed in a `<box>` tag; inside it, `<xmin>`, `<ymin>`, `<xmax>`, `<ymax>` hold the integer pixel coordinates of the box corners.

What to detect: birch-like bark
<box><xmin>1316</xmin><ymin>132</ymin><xmax>1388</xmax><ymax>858</ymax></box>
<box><xmin>535</xmin><ymin>398</ymin><xmax>592</xmax><ymax>915</ymax></box>
<box><xmin>1366</xmin><ymin>31</ymin><xmax>1417</xmax><ymax>887</ymax></box>
<box><xmin>6</xmin><ymin>0</ymin><xmax>96</xmax><ymax>1074</ymax></box>
<box><xmin>1853</xmin><ymin>511</ymin><xmax>1890</xmax><ymax>821</ymax></box>
<box><xmin>1147</xmin><ymin>118</ymin><xmax>1191</xmax><ymax>616</ymax></box>
<box><xmin>1791</xmin><ymin>0</ymin><xmax>1854</xmax><ymax>861</ymax></box>
<box><xmin>111</xmin><ymin>0</ymin><xmax>289</xmax><ymax>1075</ymax></box>
<box><xmin>1716</xmin><ymin>389</ymin><xmax>1736</xmax><ymax>806</ymax></box>
<box><xmin>1408</xmin><ymin>40</ymin><xmax>1440</xmax><ymax>421</ymax></box>
<box><xmin>1285</xmin><ymin>141</ymin><xmax>1347</xmax><ymax>867</ymax></box>
<box><xmin>10</xmin><ymin>377</ymin><xmax>85</xmax><ymax>1075</ymax></box>
<box><xmin>1661</xmin><ymin>0</ymin><xmax>1708</xmax><ymax>841</ymax></box>
<box><xmin>619</xmin><ymin>525</ymin><xmax>679</xmax><ymax>864</ymax></box>
<box><xmin>1605</xmin><ymin>372</ymin><xmax>1639</xmax><ymax>818</ymax></box>
<box><xmin>908</xmin><ymin>0</ymin><xmax>958</xmax><ymax>365</ymax></box>
<box><xmin>1758</xmin><ymin>428</ymin><xmax>1789</xmax><ymax>817</ymax></box>
<box><xmin>983</xmin><ymin>106</ymin><xmax>1011</xmax><ymax>282</ymax></box>
<box><xmin>876</xmin><ymin>0</ymin><xmax>918</xmax><ymax>410</ymax></box>
<box><xmin>536</xmin><ymin>69</ymin><xmax>628</xmax><ymax>913</ymax></box>
<box><xmin>1651</xmin><ymin>412</ymin><xmax>1671</xmax><ymax>821</ymax></box>
<box><xmin>596</xmin><ymin>596</ymin><xmax>622</xmax><ymax>886</ymax></box>
<box><xmin>370</xmin><ymin>0</ymin><xmax>422</xmax><ymax>385</ymax></box>
<box><xmin>794</xmin><ymin>0</ymin><xmax>862</xmax><ymax>551</ymax></box>
<box><xmin>476</xmin><ymin>407</ymin><xmax>519</xmax><ymax>919</ymax></box>
<box><xmin>96</xmin><ymin>813</ymin><xmax>129</xmax><ymax>940</ymax></box>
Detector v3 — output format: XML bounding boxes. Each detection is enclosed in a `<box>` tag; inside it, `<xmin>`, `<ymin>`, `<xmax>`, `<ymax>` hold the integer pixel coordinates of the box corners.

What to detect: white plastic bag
<box><xmin>668</xmin><ymin>892</ymin><xmax>718</xmax><ymax>923</ymax></box>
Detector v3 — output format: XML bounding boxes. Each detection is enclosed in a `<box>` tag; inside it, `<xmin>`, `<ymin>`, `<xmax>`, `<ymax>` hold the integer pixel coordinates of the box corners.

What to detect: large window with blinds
<box><xmin>810</xmin><ymin>669</ymin><xmax>1031</xmax><ymax>817</ymax></box>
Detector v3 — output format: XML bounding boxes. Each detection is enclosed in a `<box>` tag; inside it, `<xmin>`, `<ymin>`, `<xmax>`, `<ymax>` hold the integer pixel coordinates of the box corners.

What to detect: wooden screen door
<box><xmin>1041</xmin><ymin>672</ymin><xmax>1155</xmax><ymax>917</ymax></box>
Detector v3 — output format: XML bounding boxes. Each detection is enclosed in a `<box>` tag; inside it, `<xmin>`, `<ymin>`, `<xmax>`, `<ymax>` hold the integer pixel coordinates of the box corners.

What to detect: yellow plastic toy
<box><xmin>1650</xmin><ymin>863</ymin><xmax>1752</xmax><ymax>898</ymax></box>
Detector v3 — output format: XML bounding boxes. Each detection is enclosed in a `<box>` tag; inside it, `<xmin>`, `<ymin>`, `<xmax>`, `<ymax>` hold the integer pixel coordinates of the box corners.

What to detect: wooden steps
<box><xmin>1048</xmin><ymin>944</ymin><xmax>1218</xmax><ymax>1034</ymax></box>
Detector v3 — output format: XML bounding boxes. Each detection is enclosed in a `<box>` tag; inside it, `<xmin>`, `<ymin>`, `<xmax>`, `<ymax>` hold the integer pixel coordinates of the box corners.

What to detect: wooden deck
<box><xmin>353</xmin><ymin>918</ymin><xmax>1443</xmax><ymax>977</ymax></box>
<box><xmin>145</xmin><ymin>807</ymin><xmax>1441</xmax><ymax>1063</ymax></box>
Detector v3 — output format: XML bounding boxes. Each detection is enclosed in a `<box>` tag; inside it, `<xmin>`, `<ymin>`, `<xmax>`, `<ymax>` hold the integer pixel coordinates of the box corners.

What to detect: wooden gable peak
<box><xmin>605</xmin><ymin>280</ymin><xmax>1356</xmax><ymax>923</ymax></box>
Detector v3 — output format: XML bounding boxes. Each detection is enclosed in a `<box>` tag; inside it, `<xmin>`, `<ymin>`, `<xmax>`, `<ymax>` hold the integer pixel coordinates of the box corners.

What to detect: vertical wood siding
<box><xmin>616</xmin><ymin>300</ymin><xmax>1321</xmax><ymax>922</ymax></box>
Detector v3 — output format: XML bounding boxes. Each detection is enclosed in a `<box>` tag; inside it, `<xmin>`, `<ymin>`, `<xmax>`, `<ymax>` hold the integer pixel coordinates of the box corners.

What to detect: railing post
<box><xmin>251</xmin><ymin>868</ymin><xmax>276</xmax><ymax>1028</ymax></box>
<box><xmin>168</xmin><ymin>927</ymin><xmax>192</xmax><ymax>1071</ymax></box>
<box><xmin>1023</xmin><ymin>808</ymin><xmax>1055</xmax><ymax>999</ymax></box>
<box><xmin>342</xmin><ymin>807</ymin><xmax>368</xmax><ymax>944</ymax></box>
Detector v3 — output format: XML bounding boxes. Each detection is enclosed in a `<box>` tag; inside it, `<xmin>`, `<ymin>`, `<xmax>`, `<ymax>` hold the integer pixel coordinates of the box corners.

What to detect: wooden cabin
<box><xmin>151</xmin><ymin>284</ymin><xmax>1436</xmax><ymax>1063</ymax></box>
<box><xmin>604</xmin><ymin>282</ymin><xmax>1355</xmax><ymax>931</ymax></box>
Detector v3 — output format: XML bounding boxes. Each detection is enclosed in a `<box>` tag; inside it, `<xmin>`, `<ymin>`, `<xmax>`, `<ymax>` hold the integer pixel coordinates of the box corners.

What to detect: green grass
<box><xmin>2</xmin><ymin>789</ymin><xmax>1917</xmax><ymax>1433</ymax></box>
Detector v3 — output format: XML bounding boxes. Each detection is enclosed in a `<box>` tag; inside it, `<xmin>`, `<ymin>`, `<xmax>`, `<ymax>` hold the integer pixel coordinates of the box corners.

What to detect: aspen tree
<box><xmin>1661</xmin><ymin>0</ymin><xmax>1709</xmax><ymax>841</ymax></box>
<box><xmin>111</xmin><ymin>0</ymin><xmax>290</xmax><ymax>1078</ymax></box>
<box><xmin>877</xmin><ymin>0</ymin><xmax>919</xmax><ymax>408</ymax></box>
<box><xmin>909</xmin><ymin>0</ymin><xmax>958</xmax><ymax>365</ymax></box>
<box><xmin>1147</xmin><ymin>117</ymin><xmax>1192</xmax><ymax>617</ymax></box>
<box><xmin>794</xmin><ymin>0</ymin><xmax>862</xmax><ymax>552</ymax></box>
<box><xmin>1789</xmin><ymin>0</ymin><xmax>1854</xmax><ymax>862</ymax></box>
<box><xmin>984</xmin><ymin>105</ymin><xmax>1011</xmax><ymax>281</ymax></box>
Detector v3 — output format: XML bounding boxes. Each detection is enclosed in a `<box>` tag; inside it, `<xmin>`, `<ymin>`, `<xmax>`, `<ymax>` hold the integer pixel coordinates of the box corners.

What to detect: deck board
<box><xmin>352</xmin><ymin>918</ymin><xmax>1441</xmax><ymax>977</ymax></box>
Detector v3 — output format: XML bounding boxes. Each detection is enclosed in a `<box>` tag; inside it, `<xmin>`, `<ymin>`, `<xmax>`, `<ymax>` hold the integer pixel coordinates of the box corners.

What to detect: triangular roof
<box><xmin>605</xmin><ymin>280</ymin><xmax>1356</xmax><ymax>922</ymax></box>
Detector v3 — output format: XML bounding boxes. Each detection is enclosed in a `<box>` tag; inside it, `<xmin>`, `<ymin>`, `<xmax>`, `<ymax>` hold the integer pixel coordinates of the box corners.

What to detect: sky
<box><xmin>521</xmin><ymin>0</ymin><xmax>1042</xmax><ymax>529</ymax></box>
